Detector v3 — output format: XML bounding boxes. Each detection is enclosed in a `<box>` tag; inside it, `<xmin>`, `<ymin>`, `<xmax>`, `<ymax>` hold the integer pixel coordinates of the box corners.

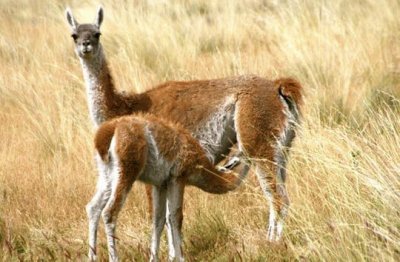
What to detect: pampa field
<box><xmin>0</xmin><ymin>0</ymin><xmax>399</xmax><ymax>260</ymax></box>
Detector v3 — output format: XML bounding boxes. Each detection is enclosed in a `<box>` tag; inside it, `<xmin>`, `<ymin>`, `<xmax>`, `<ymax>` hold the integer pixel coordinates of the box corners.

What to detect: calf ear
<box><xmin>95</xmin><ymin>6</ymin><xmax>104</xmax><ymax>28</ymax></box>
<box><xmin>65</xmin><ymin>7</ymin><xmax>79</xmax><ymax>30</ymax></box>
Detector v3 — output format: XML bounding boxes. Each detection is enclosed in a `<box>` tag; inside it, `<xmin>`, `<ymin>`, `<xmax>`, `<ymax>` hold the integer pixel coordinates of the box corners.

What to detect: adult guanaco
<box><xmin>65</xmin><ymin>6</ymin><xmax>303</xmax><ymax>258</ymax></box>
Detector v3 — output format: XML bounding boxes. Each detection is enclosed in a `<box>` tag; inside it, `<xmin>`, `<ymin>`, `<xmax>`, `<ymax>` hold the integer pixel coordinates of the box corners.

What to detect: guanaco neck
<box><xmin>79</xmin><ymin>45</ymin><xmax>130</xmax><ymax>127</ymax></box>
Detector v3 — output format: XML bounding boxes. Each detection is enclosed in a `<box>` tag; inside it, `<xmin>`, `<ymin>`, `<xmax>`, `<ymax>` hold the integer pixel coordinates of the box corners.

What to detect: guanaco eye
<box><xmin>71</xmin><ymin>33</ymin><xmax>78</xmax><ymax>41</ymax></box>
<box><xmin>94</xmin><ymin>32</ymin><xmax>101</xmax><ymax>38</ymax></box>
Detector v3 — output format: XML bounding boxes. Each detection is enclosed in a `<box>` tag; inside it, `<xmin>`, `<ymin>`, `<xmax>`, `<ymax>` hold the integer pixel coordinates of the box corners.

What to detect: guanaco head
<box><xmin>65</xmin><ymin>6</ymin><xmax>103</xmax><ymax>59</ymax></box>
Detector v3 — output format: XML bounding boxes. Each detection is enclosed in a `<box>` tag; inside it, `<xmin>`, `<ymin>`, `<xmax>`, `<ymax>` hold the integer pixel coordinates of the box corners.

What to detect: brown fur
<box><xmin>89</xmin><ymin>69</ymin><xmax>301</xmax><ymax>148</ymax></box>
<box><xmin>95</xmin><ymin>114</ymin><xmax>242</xmax><ymax>194</ymax></box>
<box><xmin>96</xmin><ymin>63</ymin><xmax>152</xmax><ymax>121</ymax></box>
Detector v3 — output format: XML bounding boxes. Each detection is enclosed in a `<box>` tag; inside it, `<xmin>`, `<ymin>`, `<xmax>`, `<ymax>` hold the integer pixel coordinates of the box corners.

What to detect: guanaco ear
<box><xmin>95</xmin><ymin>6</ymin><xmax>104</xmax><ymax>28</ymax></box>
<box><xmin>65</xmin><ymin>7</ymin><xmax>79</xmax><ymax>30</ymax></box>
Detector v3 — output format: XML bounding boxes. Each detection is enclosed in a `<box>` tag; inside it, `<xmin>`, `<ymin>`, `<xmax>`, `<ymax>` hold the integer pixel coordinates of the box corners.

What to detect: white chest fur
<box><xmin>80</xmin><ymin>54</ymin><xmax>107</xmax><ymax>127</ymax></box>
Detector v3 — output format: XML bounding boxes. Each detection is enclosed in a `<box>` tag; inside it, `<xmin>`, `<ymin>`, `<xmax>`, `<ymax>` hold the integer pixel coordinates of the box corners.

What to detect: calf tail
<box><xmin>94</xmin><ymin>120</ymin><xmax>118</xmax><ymax>163</ymax></box>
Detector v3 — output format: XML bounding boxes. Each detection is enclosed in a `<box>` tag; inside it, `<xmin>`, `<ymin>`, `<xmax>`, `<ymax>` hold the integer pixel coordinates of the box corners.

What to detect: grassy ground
<box><xmin>0</xmin><ymin>0</ymin><xmax>399</xmax><ymax>260</ymax></box>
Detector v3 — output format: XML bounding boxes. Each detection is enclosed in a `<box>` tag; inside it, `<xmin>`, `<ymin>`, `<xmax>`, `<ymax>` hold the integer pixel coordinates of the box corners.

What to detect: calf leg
<box><xmin>86</xmin><ymin>156</ymin><xmax>112</xmax><ymax>261</ymax></box>
<box><xmin>166</xmin><ymin>179</ymin><xmax>185</xmax><ymax>262</ymax></box>
<box><xmin>150</xmin><ymin>185</ymin><xmax>167</xmax><ymax>262</ymax></box>
<box><xmin>101</xmin><ymin>162</ymin><xmax>137</xmax><ymax>261</ymax></box>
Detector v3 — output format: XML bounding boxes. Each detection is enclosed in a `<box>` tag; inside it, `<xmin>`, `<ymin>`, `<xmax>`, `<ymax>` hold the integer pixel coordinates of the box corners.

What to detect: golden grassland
<box><xmin>1</xmin><ymin>0</ymin><xmax>399</xmax><ymax>260</ymax></box>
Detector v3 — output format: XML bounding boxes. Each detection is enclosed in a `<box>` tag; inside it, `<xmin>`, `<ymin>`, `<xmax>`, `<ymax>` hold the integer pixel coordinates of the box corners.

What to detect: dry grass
<box><xmin>1</xmin><ymin>0</ymin><xmax>399</xmax><ymax>260</ymax></box>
